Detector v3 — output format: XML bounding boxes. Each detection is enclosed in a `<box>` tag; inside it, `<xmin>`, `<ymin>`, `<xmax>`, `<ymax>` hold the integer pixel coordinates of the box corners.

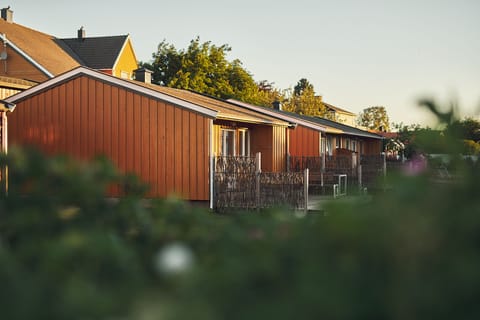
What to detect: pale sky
<box><xmin>10</xmin><ymin>0</ymin><xmax>480</xmax><ymax>126</ymax></box>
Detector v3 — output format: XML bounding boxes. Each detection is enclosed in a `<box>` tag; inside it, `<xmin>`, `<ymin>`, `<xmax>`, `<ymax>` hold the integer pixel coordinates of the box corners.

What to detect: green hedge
<box><xmin>1</xmin><ymin>139</ymin><xmax>479</xmax><ymax>319</ymax></box>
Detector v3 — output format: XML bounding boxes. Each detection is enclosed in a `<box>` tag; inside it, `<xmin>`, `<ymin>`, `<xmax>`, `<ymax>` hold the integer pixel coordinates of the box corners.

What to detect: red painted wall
<box><xmin>8</xmin><ymin>75</ymin><xmax>211</xmax><ymax>200</ymax></box>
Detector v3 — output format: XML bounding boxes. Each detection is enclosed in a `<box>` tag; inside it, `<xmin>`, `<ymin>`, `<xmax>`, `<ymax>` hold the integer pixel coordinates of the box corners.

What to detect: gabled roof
<box><xmin>130</xmin><ymin>83</ymin><xmax>290</xmax><ymax>127</ymax></box>
<box><xmin>324</xmin><ymin>102</ymin><xmax>357</xmax><ymax>116</ymax></box>
<box><xmin>56</xmin><ymin>35</ymin><xmax>131</xmax><ymax>69</ymax></box>
<box><xmin>228</xmin><ymin>99</ymin><xmax>381</xmax><ymax>139</ymax></box>
<box><xmin>5</xmin><ymin>67</ymin><xmax>217</xmax><ymax>119</ymax></box>
<box><xmin>227</xmin><ymin>99</ymin><xmax>326</xmax><ymax>132</ymax></box>
<box><xmin>295</xmin><ymin>113</ymin><xmax>384</xmax><ymax>139</ymax></box>
<box><xmin>0</xmin><ymin>19</ymin><xmax>80</xmax><ymax>77</ymax></box>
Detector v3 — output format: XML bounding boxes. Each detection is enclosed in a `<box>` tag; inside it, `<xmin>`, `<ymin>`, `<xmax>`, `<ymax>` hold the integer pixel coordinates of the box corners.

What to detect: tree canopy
<box><xmin>446</xmin><ymin>117</ymin><xmax>480</xmax><ymax>142</ymax></box>
<box><xmin>142</xmin><ymin>37</ymin><xmax>270</xmax><ymax>105</ymax></box>
<box><xmin>281</xmin><ymin>78</ymin><xmax>330</xmax><ymax>117</ymax></box>
<box><xmin>357</xmin><ymin>106</ymin><xmax>390</xmax><ymax>131</ymax></box>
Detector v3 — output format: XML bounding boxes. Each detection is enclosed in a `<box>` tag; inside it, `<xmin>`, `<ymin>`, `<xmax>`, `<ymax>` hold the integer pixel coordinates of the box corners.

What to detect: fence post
<box><xmin>255</xmin><ymin>152</ymin><xmax>262</xmax><ymax>173</ymax></box>
<box><xmin>286</xmin><ymin>153</ymin><xmax>290</xmax><ymax>172</ymax></box>
<box><xmin>382</xmin><ymin>152</ymin><xmax>387</xmax><ymax>178</ymax></box>
<box><xmin>358</xmin><ymin>164</ymin><xmax>362</xmax><ymax>190</ymax></box>
<box><xmin>321</xmin><ymin>153</ymin><xmax>326</xmax><ymax>172</ymax></box>
<box><xmin>304</xmin><ymin>168</ymin><xmax>309</xmax><ymax>214</ymax></box>
<box><xmin>255</xmin><ymin>152</ymin><xmax>261</xmax><ymax>209</ymax></box>
<box><xmin>382</xmin><ymin>152</ymin><xmax>387</xmax><ymax>191</ymax></box>
<box><xmin>209</xmin><ymin>154</ymin><xmax>216</xmax><ymax>210</ymax></box>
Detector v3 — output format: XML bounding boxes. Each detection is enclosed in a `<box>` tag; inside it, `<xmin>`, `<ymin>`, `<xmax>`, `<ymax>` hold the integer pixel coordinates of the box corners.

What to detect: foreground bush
<box><xmin>1</xmin><ymin>102</ymin><xmax>479</xmax><ymax>319</ymax></box>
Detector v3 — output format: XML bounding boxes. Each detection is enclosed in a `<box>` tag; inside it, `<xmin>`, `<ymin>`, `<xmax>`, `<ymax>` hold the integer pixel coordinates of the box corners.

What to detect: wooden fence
<box><xmin>212</xmin><ymin>154</ymin><xmax>307</xmax><ymax>211</ymax></box>
<box><xmin>289</xmin><ymin>153</ymin><xmax>386</xmax><ymax>193</ymax></box>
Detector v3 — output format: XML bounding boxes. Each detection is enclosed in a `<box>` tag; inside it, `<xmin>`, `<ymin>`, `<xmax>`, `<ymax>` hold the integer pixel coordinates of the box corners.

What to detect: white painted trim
<box><xmin>227</xmin><ymin>98</ymin><xmax>327</xmax><ymax>132</ymax></box>
<box><xmin>4</xmin><ymin>67</ymin><xmax>218</xmax><ymax>118</ymax></box>
<box><xmin>111</xmin><ymin>35</ymin><xmax>139</xmax><ymax>77</ymax></box>
<box><xmin>209</xmin><ymin>119</ymin><xmax>214</xmax><ymax>209</ymax></box>
<box><xmin>0</xmin><ymin>34</ymin><xmax>54</xmax><ymax>78</ymax></box>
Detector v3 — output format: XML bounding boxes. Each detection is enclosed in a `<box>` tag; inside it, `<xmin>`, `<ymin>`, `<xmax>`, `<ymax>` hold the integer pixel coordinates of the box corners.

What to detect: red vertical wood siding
<box><xmin>8</xmin><ymin>75</ymin><xmax>210</xmax><ymax>200</ymax></box>
<box><xmin>288</xmin><ymin>125</ymin><xmax>320</xmax><ymax>157</ymax></box>
<box><xmin>250</xmin><ymin>125</ymin><xmax>274</xmax><ymax>172</ymax></box>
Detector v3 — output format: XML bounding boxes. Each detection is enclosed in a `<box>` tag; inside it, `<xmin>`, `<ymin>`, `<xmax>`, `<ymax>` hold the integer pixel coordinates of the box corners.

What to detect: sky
<box><xmin>10</xmin><ymin>0</ymin><xmax>480</xmax><ymax>127</ymax></box>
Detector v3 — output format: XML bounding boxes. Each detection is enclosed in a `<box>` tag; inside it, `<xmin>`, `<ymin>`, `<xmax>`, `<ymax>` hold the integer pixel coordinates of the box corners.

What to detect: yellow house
<box><xmin>0</xmin><ymin>6</ymin><xmax>138</xmax><ymax>82</ymax></box>
<box><xmin>324</xmin><ymin>102</ymin><xmax>358</xmax><ymax>127</ymax></box>
<box><xmin>57</xmin><ymin>28</ymin><xmax>139</xmax><ymax>79</ymax></box>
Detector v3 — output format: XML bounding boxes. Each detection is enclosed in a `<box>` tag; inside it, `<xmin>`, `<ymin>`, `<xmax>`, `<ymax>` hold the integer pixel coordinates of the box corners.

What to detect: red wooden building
<box><xmin>5</xmin><ymin>67</ymin><xmax>290</xmax><ymax>201</ymax></box>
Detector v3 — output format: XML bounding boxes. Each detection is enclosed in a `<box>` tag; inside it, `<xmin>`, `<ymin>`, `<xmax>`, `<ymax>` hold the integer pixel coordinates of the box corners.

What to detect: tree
<box><xmin>293</xmin><ymin>78</ymin><xmax>313</xmax><ymax>96</ymax></box>
<box><xmin>357</xmin><ymin>106</ymin><xmax>390</xmax><ymax>131</ymax></box>
<box><xmin>446</xmin><ymin>117</ymin><xmax>480</xmax><ymax>142</ymax></box>
<box><xmin>142</xmin><ymin>37</ymin><xmax>264</xmax><ymax>104</ymax></box>
<box><xmin>282</xmin><ymin>79</ymin><xmax>329</xmax><ymax>117</ymax></box>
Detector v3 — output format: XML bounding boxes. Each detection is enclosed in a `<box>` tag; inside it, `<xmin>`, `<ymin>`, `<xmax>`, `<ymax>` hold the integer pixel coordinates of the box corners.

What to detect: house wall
<box><xmin>335</xmin><ymin>112</ymin><xmax>356</xmax><ymax>127</ymax></box>
<box><xmin>288</xmin><ymin>125</ymin><xmax>320</xmax><ymax>157</ymax></box>
<box><xmin>249</xmin><ymin>125</ymin><xmax>286</xmax><ymax>172</ymax></box>
<box><xmin>8</xmin><ymin>75</ymin><xmax>211</xmax><ymax>200</ymax></box>
<box><xmin>0</xmin><ymin>87</ymin><xmax>21</xmax><ymax>100</ymax></box>
<box><xmin>211</xmin><ymin>122</ymin><xmax>286</xmax><ymax>172</ymax></box>
<box><xmin>362</xmin><ymin>138</ymin><xmax>382</xmax><ymax>155</ymax></box>
<box><xmin>0</xmin><ymin>47</ymin><xmax>49</xmax><ymax>82</ymax></box>
<box><xmin>113</xmin><ymin>39</ymin><xmax>138</xmax><ymax>79</ymax></box>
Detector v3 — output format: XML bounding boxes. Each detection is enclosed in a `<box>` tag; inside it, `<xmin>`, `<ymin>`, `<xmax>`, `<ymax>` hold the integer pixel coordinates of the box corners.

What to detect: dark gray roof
<box><xmin>227</xmin><ymin>98</ymin><xmax>382</xmax><ymax>140</ymax></box>
<box><xmin>55</xmin><ymin>35</ymin><xmax>128</xmax><ymax>69</ymax></box>
<box><xmin>291</xmin><ymin>112</ymin><xmax>383</xmax><ymax>139</ymax></box>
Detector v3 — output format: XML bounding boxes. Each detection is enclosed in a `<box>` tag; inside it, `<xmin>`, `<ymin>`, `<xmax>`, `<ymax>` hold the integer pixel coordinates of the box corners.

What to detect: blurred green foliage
<box><xmin>1</xmin><ymin>101</ymin><xmax>480</xmax><ymax>320</ymax></box>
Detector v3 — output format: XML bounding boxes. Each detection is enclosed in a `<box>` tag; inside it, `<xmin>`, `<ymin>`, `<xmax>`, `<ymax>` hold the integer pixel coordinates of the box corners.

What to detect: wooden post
<box><xmin>255</xmin><ymin>152</ymin><xmax>261</xmax><ymax>209</ymax></box>
<box><xmin>255</xmin><ymin>152</ymin><xmax>262</xmax><ymax>173</ymax></box>
<box><xmin>304</xmin><ymin>168</ymin><xmax>309</xmax><ymax>214</ymax></box>
<box><xmin>0</xmin><ymin>112</ymin><xmax>7</xmax><ymax>195</ymax></box>
<box><xmin>382</xmin><ymin>152</ymin><xmax>387</xmax><ymax>178</ymax></box>
<box><xmin>209</xmin><ymin>154</ymin><xmax>216</xmax><ymax>210</ymax></box>
<box><xmin>358</xmin><ymin>164</ymin><xmax>362</xmax><ymax>190</ymax></box>
<box><xmin>382</xmin><ymin>152</ymin><xmax>387</xmax><ymax>191</ymax></box>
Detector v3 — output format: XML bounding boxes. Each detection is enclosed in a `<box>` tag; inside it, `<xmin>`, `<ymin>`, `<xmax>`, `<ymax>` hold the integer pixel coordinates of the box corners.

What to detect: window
<box><xmin>120</xmin><ymin>71</ymin><xmax>129</xmax><ymax>79</ymax></box>
<box><xmin>238</xmin><ymin>129</ymin><xmax>250</xmax><ymax>156</ymax></box>
<box><xmin>335</xmin><ymin>137</ymin><xmax>340</xmax><ymax>149</ymax></box>
<box><xmin>221</xmin><ymin>129</ymin><xmax>235</xmax><ymax>156</ymax></box>
<box><xmin>326</xmin><ymin>137</ymin><xmax>333</xmax><ymax>156</ymax></box>
<box><xmin>321</xmin><ymin>136</ymin><xmax>326</xmax><ymax>155</ymax></box>
<box><xmin>351</xmin><ymin>140</ymin><xmax>357</xmax><ymax>152</ymax></box>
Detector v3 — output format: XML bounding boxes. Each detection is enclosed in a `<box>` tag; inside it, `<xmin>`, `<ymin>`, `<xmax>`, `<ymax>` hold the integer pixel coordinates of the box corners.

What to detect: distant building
<box><xmin>0</xmin><ymin>6</ymin><xmax>138</xmax><ymax>83</ymax></box>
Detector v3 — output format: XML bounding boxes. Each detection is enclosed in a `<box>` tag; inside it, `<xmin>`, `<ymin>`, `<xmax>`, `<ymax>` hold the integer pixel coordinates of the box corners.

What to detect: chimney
<box><xmin>77</xmin><ymin>26</ymin><xmax>85</xmax><ymax>41</ymax></box>
<box><xmin>272</xmin><ymin>100</ymin><xmax>282</xmax><ymax>111</ymax></box>
<box><xmin>134</xmin><ymin>68</ymin><xmax>153</xmax><ymax>84</ymax></box>
<box><xmin>1</xmin><ymin>6</ymin><xmax>13</xmax><ymax>23</ymax></box>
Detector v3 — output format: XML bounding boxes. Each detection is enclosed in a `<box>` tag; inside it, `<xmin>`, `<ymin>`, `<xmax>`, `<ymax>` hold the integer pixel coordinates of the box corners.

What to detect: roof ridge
<box><xmin>58</xmin><ymin>34</ymin><xmax>129</xmax><ymax>41</ymax></box>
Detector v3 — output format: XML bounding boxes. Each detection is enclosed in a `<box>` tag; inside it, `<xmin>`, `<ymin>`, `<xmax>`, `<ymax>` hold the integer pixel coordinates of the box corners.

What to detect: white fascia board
<box><xmin>5</xmin><ymin>67</ymin><xmax>218</xmax><ymax>118</ymax></box>
<box><xmin>0</xmin><ymin>34</ymin><xmax>54</xmax><ymax>78</ymax></box>
<box><xmin>111</xmin><ymin>35</ymin><xmax>138</xmax><ymax>73</ymax></box>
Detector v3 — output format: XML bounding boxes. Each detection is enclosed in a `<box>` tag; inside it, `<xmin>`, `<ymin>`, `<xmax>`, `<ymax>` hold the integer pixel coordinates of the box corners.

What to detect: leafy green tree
<box><xmin>447</xmin><ymin>117</ymin><xmax>480</xmax><ymax>142</ymax></box>
<box><xmin>143</xmin><ymin>37</ymin><xmax>263</xmax><ymax>104</ymax></box>
<box><xmin>282</xmin><ymin>79</ymin><xmax>329</xmax><ymax>117</ymax></box>
<box><xmin>462</xmin><ymin>139</ymin><xmax>480</xmax><ymax>155</ymax></box>
<box><xmin>293</xmin><ymin>78</ymin><xmax>313</xmax><ymax>96</ymax></box>
<box><xmin>357</xmin><ymin>106</ymin><xmax>390</xmax><ymax>131</ymax></box>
